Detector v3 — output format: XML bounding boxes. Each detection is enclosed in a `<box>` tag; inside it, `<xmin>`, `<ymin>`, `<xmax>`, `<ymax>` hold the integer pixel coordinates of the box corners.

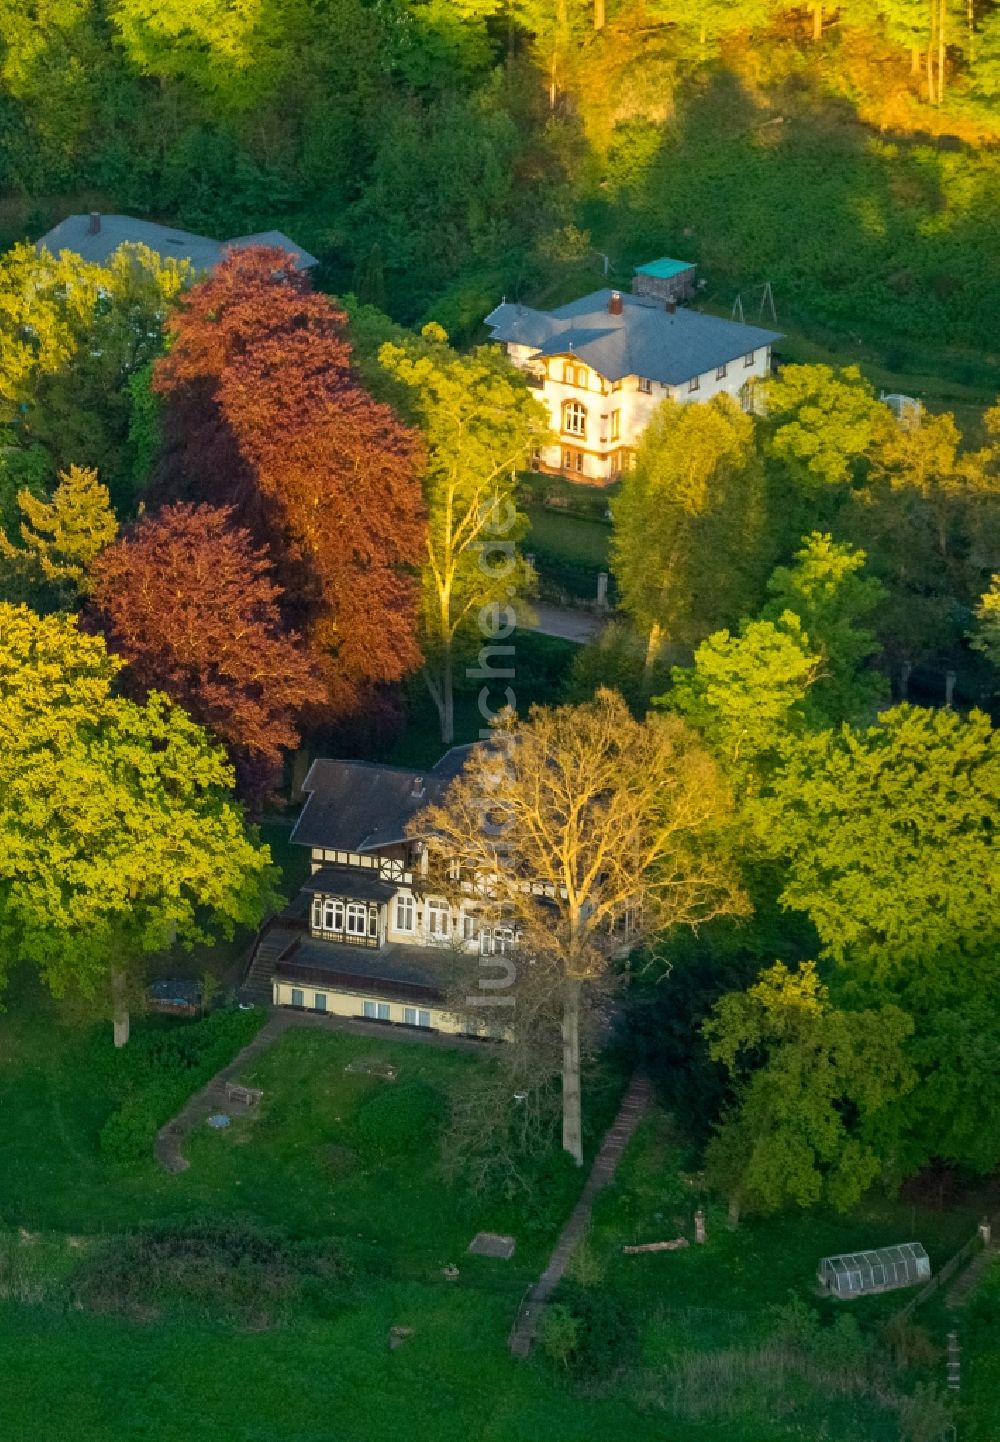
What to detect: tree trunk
<box><xmin>594</xmin><ymin>0</ymin><xmax>605</xmax><ymax>30</ymax></box>
<box><xmin>926</xmin><ymin>39</ymin><xmax>936</xmax><ymax>104</ymax></box>
<box><xmin>424</xmin><ymin>649</ymin><xmax>454</xmax><ymax>746</ymax></box>
<box><xmin>112</xmin><ymin>969</ymin><xmax>130</xmax><ymax>1049</ymax></box>
<box><xmin>561</xmin><ymin>979</ymin><xmax>583</xmax><ymax>1166</ymax></box>
<box><xmin>938</xmin><ymin>0</ymin><xmax>946</xmax><ymax>105</ymax></box>
<box><xmin>812</xmin><ymin>3</ymin><xmax>823</xmax><ymax>41</ymax></box>
<box><xmin>727</xmin><ymin>1192</ymin><xmax>741</xmax><ymax>1229</ymax></box>
<box><xmin>643</xmin><ymin>621</ymin><xmax>663</xmax><ymax>683</ymax></box>
<box><xmin>441</xmin><ymin>644</ymin><xmax>454</xmax><ymax>745</ymax></box>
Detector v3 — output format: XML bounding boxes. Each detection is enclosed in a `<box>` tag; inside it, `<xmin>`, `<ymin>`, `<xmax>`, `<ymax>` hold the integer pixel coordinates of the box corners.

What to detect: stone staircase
<box><xmin>509</xmin><ymin>1071</ymin><xmax>654</xmax><ymax>1358</ymax></box>
<box><xmin>945</xmin><ymin>1241</ymin><xmax>997</xmax><ymax>1311</ymax></box>
<box><xmin>238</xmin><ymin>922</ymin><xmax>297</xmax><ymax>1007</ymax></box>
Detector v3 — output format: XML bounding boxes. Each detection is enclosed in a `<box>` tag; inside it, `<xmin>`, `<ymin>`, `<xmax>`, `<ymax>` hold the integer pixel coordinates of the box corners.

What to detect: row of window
<box><xmin>286</xmin><ymin>988</ymin><xmax>432</xmax><ymax>1029</ymax></box>
<box><xmin>392</xmin><ymin>895</ymin><xmax>516</xmax><ymax>952</ymax></box>
<box><xmin>558</xmin><ymin>353</ymin><xmax>756</xmax><ymax>395</ymax></box>
<box><xmin>311</xmin><ymin>897</ymin><xmax>380</xmax><ymax>937</ymax></box>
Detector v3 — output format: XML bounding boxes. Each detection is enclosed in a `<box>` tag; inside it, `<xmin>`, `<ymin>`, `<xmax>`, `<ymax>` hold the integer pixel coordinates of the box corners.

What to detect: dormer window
<box><xmin>637</xmin><ymin>377</ymin><xmax>652</xmax><ymax>394</ymax></box>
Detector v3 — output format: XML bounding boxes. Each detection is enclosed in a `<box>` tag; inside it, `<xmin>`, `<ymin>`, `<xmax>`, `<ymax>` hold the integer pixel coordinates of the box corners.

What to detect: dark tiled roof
<box><xmin>484</xmin><ymin>289</ymin><xmax>781</xmax><ymax>386</ymax></box>
<box><xmin>290</xmin><ymin>747</ymin><xmax>474</xmax><ymax>852</ymax></box>
<box><xmin>301</xmin><ymin>865</ymin><xmax>397</xmax><ymax>901</ymax></box>
<box><xmin>37</xmin><ymin>213</ymin><xmax>318</xmax><ymax>272</ymax></box>
<box><xmin>272</xmin><ymin>937</ymin><xmax>458</xmax><ymax>1004</ymax></box>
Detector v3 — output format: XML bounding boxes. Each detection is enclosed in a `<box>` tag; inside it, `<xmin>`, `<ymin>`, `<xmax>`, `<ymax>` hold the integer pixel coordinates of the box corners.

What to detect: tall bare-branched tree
<box><xmin>416</xmin><ymin>689</ymin><xmax>745</xmax><ymax>1164</ymax></box>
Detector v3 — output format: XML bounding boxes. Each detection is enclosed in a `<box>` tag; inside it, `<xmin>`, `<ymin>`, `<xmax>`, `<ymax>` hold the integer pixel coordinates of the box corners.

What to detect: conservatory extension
<box><xmin>817</xmin><ymin>1243</ymin><xmax>931</xmax><ymax>1299</ymax></box>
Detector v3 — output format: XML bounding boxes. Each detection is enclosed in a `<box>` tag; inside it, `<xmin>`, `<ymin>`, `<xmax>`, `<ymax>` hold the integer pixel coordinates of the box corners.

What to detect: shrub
<box><xmin>557</xmin><ymin>1283</ymin><xmax>639</xmax><ymax>1378</ymax></box>
<box><xmin>539</xmin><ymin>1304</ymin><xmax>579</xmax><ymax>1369</ymax></box>
<box><xmin>355</xmin><ymin>1080</ymin><xmax>445</xmax><ymax>1156</ymax></box>
<box><xmin>99</xmin><ymin>1008</ymin><xmax>266</xmax><ymax>1163</ymax></box>
<box><xmin>71</xmin><ymin>1218</ymin><xmax>376</xmax><ymax>1324</ymax></box>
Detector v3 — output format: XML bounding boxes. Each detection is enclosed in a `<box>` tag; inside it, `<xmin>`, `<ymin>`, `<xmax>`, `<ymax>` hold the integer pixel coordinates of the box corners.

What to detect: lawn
<box><xmin>0</xmin><ymin>982</ymin><xmax>660</xmax><ymax>1442</ymax></box>
<box><xmin>573</xmin><ymin>1109</ymin><xmax>993</xmax><ymax>1440</ymax></box>
<box><xmin>0</xmin><ymin>979</ymin><xmax>993</xmax><ymax>1442</ymax></box>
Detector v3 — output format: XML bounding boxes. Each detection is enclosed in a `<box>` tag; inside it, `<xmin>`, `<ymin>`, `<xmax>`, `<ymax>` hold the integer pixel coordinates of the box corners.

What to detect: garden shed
<box><xmin>817</xmin><ymin>1243</ymin><xmax>931</xmax><ymax>1299</ymax></box>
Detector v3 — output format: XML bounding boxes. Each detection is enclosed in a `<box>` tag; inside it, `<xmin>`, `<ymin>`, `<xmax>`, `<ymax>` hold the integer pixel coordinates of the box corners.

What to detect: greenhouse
<box><xmin>817</xmin><ymin>1243</ymin><xmax>931</xmax><ymax>1299</ymax></box>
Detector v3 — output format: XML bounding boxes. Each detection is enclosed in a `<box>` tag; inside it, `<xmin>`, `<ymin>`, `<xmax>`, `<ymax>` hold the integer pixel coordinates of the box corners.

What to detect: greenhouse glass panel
<box><xmin>816</xmin><ymin>1243</ymin><xmax>930</xmax><ymax>1299</ymax></box>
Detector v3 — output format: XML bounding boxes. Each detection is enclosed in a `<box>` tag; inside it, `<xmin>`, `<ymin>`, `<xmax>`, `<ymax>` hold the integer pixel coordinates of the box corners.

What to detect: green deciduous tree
<box><xmin>0</xmin><ymin>603</ymin><xmax>273</xmax><ymax>1045</ymax></box>
<box><xmin>705</xmin><ymin>961</ymin><xmax>914</xmax><ymax>1223</ymax></box>
<box><xmin>760</xmin><ymin>704</ymin><xmax>1000</xmax><ymax>982</ymax></box>
<box><xmin>763</xmin><ymin>364</ymin><xmax>887</xmax><ymax>490</ymax></box>
<box><xmin>0</xmin><ymin>465</ymin><xmax>117</xmax><ymax>604</ymax></box>
<box><xmin>611</xmin><ymin>394</ymin><xmax>770</xmax><ymax>679</ymax></box>
<box><xmin>762</xmin><ymin>532</ymin><xmax>887</xmax><ymax>724</ymax></box>
<box><xmin>0</xmin><ymin>242</ymin><xmax>188</xmax><ymax>504</ymax></box>
<box><xmin>378</xmin><ymin>325</ymin><xmax>549</xmax><ymax>741</ymax></box>
<box><xmin>663</xmin><ymin>613</ymin><xmax>821</xmax><ymax>785</ymax></box>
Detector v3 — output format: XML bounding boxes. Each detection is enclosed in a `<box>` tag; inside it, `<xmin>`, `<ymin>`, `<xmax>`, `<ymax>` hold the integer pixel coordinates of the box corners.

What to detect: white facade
<box><xmin>507</xmin><ymin>340</ymin><xmax>772</xmax><ymax>486</ymax></box>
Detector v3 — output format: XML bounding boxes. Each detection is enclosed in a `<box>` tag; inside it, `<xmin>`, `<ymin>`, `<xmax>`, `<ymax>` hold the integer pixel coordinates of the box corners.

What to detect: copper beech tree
<box><xmin>90</xmin><ymin>503</ymin><xmax>321</xmax><ymax>802</ymax></box>
<box><xmin>417</xmin><ymin>689</ymin><xmax>746</xmax><ymax>1165</ymax></box>
<box><xmin>151</xmin><ymin>248</ymin><xmax>426</xmax><ymax>715</ymax></box>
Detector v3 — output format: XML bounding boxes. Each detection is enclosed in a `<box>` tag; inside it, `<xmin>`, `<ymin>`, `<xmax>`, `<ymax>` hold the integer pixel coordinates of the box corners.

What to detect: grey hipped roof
<box><xmin>36</xmin><ymin>213</ymin><xmax>318</xmax><ymax>273</ymax></box>
<box><xmin>485</xmin><ymin>289</ymin><xmax>781</xmax><ymax>387</ymax></box>
<box><xmin>290</xmin><ymin>747</ymin><xmax>475</xmax><ymax>852</ymax></box>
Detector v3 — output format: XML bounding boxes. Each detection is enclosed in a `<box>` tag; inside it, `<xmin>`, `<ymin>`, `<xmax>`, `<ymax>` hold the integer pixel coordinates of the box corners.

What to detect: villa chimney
<box><xmin>411</xmin><ymin>777</ymin><xmax>425</xmax><ymax>799</ymax></box>
<box><xmin>665</xmin><ymin>297</ymin><xmax>677</xmax><ymax>315</ymax></box>
<box><xmin>87</xmin><ymin>211</ymin><xmax>101</xmax><ymax>235</ymax></box>
<box><xmin>608</xmin><ymin>290</ymin><xmax>623</xmax><ymax>316</ymax></box>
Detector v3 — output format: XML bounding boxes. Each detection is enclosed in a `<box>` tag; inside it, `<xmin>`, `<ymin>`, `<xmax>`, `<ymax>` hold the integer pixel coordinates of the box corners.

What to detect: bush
<box><xmin>355</xmin><ymin>1081</ymin><xmax>445</xmax><ymax>1156</ymax></box>
<box><xmin>557</xmin><ymin>1283</ymin><xmax>639</xmax><ymax>1377</ymax></box>
<box><xmin>71</xmin><ymin>1218</ymin><xmax>377</xmax><ymax>1324</ymax></box>
<box><xmin>539</xmin><ymin>1304</ymin><xmax>579</xmax><ymax>1369</ymax></box>
<box><xmin>99</xmin><ymin>1008</ymin><xmax>266</xmax><ymax>1163</ymax></box>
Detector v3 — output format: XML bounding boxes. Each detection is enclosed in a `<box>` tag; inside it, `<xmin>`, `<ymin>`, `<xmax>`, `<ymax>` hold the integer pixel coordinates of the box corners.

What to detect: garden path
<box><xmin>508</xmin><ymin>1070</ymin><xmax>653</xmax><ymax>1358</ymax></box>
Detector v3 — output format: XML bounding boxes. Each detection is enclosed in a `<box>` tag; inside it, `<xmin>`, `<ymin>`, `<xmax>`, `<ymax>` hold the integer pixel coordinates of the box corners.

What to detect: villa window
<box><xmin>637</xmin><ymin>377</ymin><xmax>652</xmax><ymax>394</ymax></box>
<box><xmin>562</xmin><ymin>399</ymin><xmax>587</xmax><ymax>438</ymax></box>
<box><xmin>404</xmin><ymin>1007</ymin><xmax>432</xmax><ymax>1028</ymax></box>
<box><xmin>561</xmin><ymin>448</ymin><xmax>584</xmax><ymax>474</ymax></box>
<box><xmin>462</xmin><ymin>912</ymin><xmax>479</xmax><ymax>942</ymax></box>
<box><xmin>426</xmin><ymin>900</ymin><xmax>450</xmax><ymax>937</ymax></box>
<box><xmin>346</xmin><ymin>901</ymin><xmax>367</xmax><ymax>936</ymax></box>
<box><xmin>688</xmin><ymin>374</ymin><xmax>701</xmax><ymax>392</ymax></box>
<box><xmin>362</xmin><ymin>1000</ymin><xmax>390</xmax><ymax>1021</ymax></box>
<box><xmin>291</xmin><ymin>988</ymin><xmax>304</xmax><ymax>1008</ymax></box>
<box><xmin>744</xmin><ymin>350</ymin><xmax>756</xmax><ymax>367</ymax></box>
<box><xmin>562</xmin><ymin>361</ymin><xmax>587</xmax><ymax>387</ymax></box>
<box><xmin>610</xmin><ymin>409</ymin><xmax>621</xmax><ymax>441</ymax></box>
<box><xmin>395</xmin><ymin>893</ymin><xmax>415</xmax><ymax>932</ymax></box>
<box><xmin>316</xmin><ymin>897</ymin><xmax>343</xmax><ymax>932</ymax></box>
<box><xmin>716</xmin><ymin>362</ymin><xmax>728</xmax><ymax>380</ymax></box>
<box><xmin>314</xmin><ymin>992</ymin><xmax>327</xmax><ymax>1012</ymax></box>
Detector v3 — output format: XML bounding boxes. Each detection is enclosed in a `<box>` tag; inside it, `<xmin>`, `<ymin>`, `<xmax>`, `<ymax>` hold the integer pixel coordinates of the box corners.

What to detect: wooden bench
<box><xmin>225</xmin><ymin>1083</ymin><xmax>264</xmax><ymax>1107</ymax></box>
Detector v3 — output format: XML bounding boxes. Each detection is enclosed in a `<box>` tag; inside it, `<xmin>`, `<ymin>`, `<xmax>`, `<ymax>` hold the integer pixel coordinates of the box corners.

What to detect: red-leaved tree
<box><xmin>90</xmin><ymin>502</ymin><xmax>322</xmax><ymax>803</ymax></box>
<box><xmin>150</xmin><ymin>248</ymin><xmax>426</xmax><ymax>714</ymax></box>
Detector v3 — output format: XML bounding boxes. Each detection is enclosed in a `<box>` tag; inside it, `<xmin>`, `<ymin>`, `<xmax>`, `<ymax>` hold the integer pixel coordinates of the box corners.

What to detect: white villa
<box><xmin>485</xmin><ymin>261</ymin><xmax>782</xmax><ymax>485</ymax></box>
